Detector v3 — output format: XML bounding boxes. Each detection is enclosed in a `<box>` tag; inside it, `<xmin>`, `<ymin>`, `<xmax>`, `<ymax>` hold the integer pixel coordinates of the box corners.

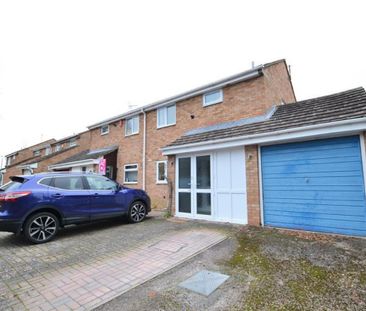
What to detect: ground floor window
<box><xmin>124</xmin><ymin>164</ymin><xmax>138</xmax><ymax>184</ymax></box>
<box><xmin>156</xmin><ymin>160</ymin><xmax>167</xmax><ymax>184</ymax></box>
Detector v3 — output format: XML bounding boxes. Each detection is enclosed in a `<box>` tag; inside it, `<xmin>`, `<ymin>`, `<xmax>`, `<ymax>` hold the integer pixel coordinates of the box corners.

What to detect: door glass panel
<box><xmin>179</xmin><ymin>158</ymin><xmax>191</xmax><ymax>189</ymax></box>
<box><xmin>197</xmin><ymin>193</ymin><xmax>211</xmax><ymax>215</ymax></box>
<box><xmin>178</xmin><ymin>193</ymin><xmax>191</xmax><ymax>213</ymax></box>
<box><xmin>196</xmin><ymin>155</ymin><xmax>210</xmax><ymax>189</ymax></box>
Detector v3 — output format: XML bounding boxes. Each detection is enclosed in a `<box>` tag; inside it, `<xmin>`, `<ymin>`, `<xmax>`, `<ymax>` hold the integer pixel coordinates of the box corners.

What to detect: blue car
<box><xmin>0</xmin><ymin>173</ymin><xmax>151</xmax><ymax>244</ymax></box>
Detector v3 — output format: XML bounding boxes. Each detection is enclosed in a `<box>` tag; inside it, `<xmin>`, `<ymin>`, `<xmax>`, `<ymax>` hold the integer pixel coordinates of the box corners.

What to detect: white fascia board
<box><xmin>162</xmin><ymin>118</ymin><xmax>366</xmax><ymax>155</ymax></box>
<box><xmin>48</xmin><ymin>158</ymin><xmax>100</xmax><ymax>170</ymax></box>
<box><xmin>88</xmin><ymin>70</ymin><xmax>262</xmax><ymax>129</ymax></box>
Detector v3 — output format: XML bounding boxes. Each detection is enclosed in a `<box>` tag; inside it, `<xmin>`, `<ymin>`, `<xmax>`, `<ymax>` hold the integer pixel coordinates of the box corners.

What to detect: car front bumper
<box><xmin>0</xmin><ymin>219</ymin><xmax>22</xmax><ymax>233</ymax></box>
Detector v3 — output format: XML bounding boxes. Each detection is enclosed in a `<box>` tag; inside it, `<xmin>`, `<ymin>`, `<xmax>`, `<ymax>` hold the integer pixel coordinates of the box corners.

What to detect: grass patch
<box><xmin>227</xmin><ymin>228</ymin><xmax>366</xmax><ymax>310</ymax></box>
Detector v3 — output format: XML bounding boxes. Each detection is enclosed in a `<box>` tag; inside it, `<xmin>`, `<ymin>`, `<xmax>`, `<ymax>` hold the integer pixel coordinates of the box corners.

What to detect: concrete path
<box><xmin>2</xmin><ymin>229</ymin><xmax>226</xmax><ymax>310</ymax></box>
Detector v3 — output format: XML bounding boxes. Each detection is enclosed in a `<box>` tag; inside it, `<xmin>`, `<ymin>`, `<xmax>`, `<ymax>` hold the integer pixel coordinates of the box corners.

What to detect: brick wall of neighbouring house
<box><xmin>4</xmin><ymin>139</ymin><xmax>56</xmax><ymax>169</ymax></box>
<box><xmin>3</xmin><ymin>132</ymin><xmax>91</xmax><ymax>183</ymax></box>
<box><xmin>245</xmin><ymin>145</ymin><xmax>261</xmax><ymax>226</ymax></box>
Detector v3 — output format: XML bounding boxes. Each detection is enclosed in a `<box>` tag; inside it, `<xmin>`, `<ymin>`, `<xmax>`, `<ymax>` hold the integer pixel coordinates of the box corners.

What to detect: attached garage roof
<box><xmin>165</xmin><ymin>87</ymin><xmax>366</xmax><ymax>148</ymax></box>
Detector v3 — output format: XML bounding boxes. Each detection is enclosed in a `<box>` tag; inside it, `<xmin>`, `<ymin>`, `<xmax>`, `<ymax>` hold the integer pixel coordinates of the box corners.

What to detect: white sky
<box><xmin>0</xmin><ymin>0</ymin><xmax>365</xmax><ymax>165</ymax></box>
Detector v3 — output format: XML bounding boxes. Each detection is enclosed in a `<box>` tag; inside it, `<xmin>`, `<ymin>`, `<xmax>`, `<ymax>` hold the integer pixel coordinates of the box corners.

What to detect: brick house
<box><xmin>3</xmin><ymin>58</ymin><xmax>366</xmax><ymax>236</ymax></box>
<box><xmin>83</xmin><ymin>59</ymin><xmax>295</xmax><ymax>209</ymax></box>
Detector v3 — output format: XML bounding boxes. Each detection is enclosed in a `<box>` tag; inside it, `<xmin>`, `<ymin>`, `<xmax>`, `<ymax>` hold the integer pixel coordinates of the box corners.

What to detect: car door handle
<box><xmin>52</xmin><ymin>193</ymin><xmax>63</xmax><ymax>198</ymax></box>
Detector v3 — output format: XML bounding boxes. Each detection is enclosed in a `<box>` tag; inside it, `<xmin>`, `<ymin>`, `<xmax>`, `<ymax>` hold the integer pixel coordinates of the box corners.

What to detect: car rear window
<box><xmin>39</xmin><ymin>178</ymin><xmax>53</xmax><ymax>186</ymax></box>
<box><xmin>52</xmin><ymin>176</ymin><xmax>85</xmax><ymax>190</ymax></box>
<box><xmin>0</xmin><ymin>176</ymin><xmax>27</xmax><ymax>192</ymax></box>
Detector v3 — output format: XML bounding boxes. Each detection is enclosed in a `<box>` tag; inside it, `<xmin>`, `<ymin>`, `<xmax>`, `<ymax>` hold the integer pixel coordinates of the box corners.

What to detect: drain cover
<box><xmin>179</xmin><ymin>270</ymin><xmax>229</xmax><ymax>296</ymax></box>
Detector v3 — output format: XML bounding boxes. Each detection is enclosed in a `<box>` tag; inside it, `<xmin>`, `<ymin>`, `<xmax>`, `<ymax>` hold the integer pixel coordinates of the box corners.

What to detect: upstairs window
<box><xmin>125</xmin><ymin>116</ymin><xmax>139</xmax><ymax>136</ymax></box>
<box><xmin>203</xmin><ymin>89</ymin><xmax>223</xmax><ymax>106</ymax></box>
<box><xmin>101</xmin><ymin>125</ymin><xmax>109</xmax><ymax>135</ymax></box>
<box><xmin>157</xmin><ymin>104</ymin><xmax>176</xmax><ymax>128</ymax></box>
<box><xmin>45</xmin><ymin>146</ymin><xmax>52</xmax><ymax>155</ymax></box>
<box><xmin>69</xmin><ymin>138</ymin><xmax>77</xmax><ymax>147</ymax></box>
<box><xmin>6</xmin><ymin>157</ymin><xmax>11</xmax><ymax>166</ymax></box>
<box><xmin>54</xmin><ymin>144</ymin><xmax>62</xmax><ymax>152</ymax></box>
<box><xmin>33</xmin><ymin>150</ymin><xmax>41</xmax><ymax>156</ymax></box>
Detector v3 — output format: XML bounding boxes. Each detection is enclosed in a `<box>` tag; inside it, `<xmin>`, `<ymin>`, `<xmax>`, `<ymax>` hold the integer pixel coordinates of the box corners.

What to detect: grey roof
<box><xmin>165</xmin><ymin>87</ymin><xmax>366</xmax><ymax>148</ymax></box>
<box><xmin>185</xmin><ymin>105</ymin><xmax>277</xmax><ymax>136</ymax></box>
<box><xmin>53</xmin><ymin>145</ymin><xmax>118</xmax><ymax>165</ymax></box>
<box><xmin>87</xmin><ymin>59</ymin><xmax>288</xmax><ymax>129</ymax></box>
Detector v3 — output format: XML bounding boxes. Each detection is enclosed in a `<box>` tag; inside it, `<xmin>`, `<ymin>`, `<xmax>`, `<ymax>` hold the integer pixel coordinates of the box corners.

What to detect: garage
<box><xmin>176</xmin><ymin>148</ymin><xmax>247</xmax><ymax>224</ymax></box>
<box><xmin>261</xmin><ymin>135</ymin><xmax>366</xmax><ymax>236</ymax></box>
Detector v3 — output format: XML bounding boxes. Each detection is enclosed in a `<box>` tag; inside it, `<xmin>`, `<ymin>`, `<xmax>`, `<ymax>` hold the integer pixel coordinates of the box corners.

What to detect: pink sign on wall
<box><xmin>99</xmin><ymin>158</ymin><xmax>106</xmax><ymax>175</ymax></box>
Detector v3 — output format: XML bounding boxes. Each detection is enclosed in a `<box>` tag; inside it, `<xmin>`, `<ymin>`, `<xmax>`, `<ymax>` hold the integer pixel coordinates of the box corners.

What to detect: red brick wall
<box><xmin>3</xmin><ymin>132</ymin><xmax>91</xmax><ymax>182</ymax></box>
<box><xmin>5</xmin><ymin>139</ymin><xmax>56</xmax><ymax>168</ymax></box>
<box><xmin>263</xmin><ymin>61</ymin><xmax>296</xmax><ymax>104</ymax></box>
<box><xmin>144</xmin><ymin>60</ymin><xmax>295</xmax><ymax>209</ymax></box>
<box><xmin>245</xmin><ymin>145</ymin><xmax>261</xmax><ymax>226</ymax></box>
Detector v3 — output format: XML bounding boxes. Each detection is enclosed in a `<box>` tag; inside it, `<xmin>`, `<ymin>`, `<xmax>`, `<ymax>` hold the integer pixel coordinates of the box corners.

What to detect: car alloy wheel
<box><xmin>25</xmin><ymin>212</ymin><xmax>59</xmax><ymax>244</ymax></box>
<box><xmin>129</xmin><ymin>202</ymin><xmax>146</xmax><ymax>223</ymax></box>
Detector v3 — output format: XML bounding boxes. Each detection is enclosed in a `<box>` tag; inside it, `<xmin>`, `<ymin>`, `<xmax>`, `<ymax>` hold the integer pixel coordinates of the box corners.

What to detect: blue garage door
<box><xmin>261</xmin><ymin>136</ymin><xmax>366</xmax><ymax>236</ymax></box>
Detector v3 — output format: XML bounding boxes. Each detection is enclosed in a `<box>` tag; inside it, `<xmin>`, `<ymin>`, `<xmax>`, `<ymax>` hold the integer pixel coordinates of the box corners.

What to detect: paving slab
<box><xmin>1</xmin><ymin>228</ymin><xmax>226</xmax><ymax>311</ymax></box>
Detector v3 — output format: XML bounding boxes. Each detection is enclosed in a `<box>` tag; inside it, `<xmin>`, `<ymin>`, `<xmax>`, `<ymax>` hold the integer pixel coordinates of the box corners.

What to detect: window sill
<box><xmin>101</xmin><ymin>132</ymin><xmax>109</xmax><ymax>136</ymax></box>
<box><xmin>157</xmin><ymin>123</ymin><xmax>176</xmax><ymax>130</ymax></box>
<box><xmin>156</xmin><ymin>181</ymin><xmax>168</xmax><ymax>185</ymax></box>
<box><xmin>124</xmin><ymin>181</ymin><xmax>138</xmax><ymax>185</ymax></box>
<box><xmin>125</xmin><ymin>132</ymin><xmax>139</xmax><ymax>137</ymax></box>
<box><xmin>203</xmin><ymin>100</ymin><xmax>223</xmax><ymax>107</ymax></box>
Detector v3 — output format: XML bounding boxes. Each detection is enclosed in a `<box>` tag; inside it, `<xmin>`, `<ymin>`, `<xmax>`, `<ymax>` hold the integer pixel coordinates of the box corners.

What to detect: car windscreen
<box><xmin>0</xmin><ymin>176</ymin><xmax>27</xmax><ymax>192</ymax></box>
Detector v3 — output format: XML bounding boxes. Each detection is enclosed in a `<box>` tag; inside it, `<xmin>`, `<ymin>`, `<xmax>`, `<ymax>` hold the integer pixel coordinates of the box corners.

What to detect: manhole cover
<box><xmin>179</xmin><ymin>270</ymin><xmax>229</xmax><ymax>296</ymax></box>
<box><xmin>151</xmin><ymin>240</ymin><xmax>187</xmax><ymax>253</ymax></box>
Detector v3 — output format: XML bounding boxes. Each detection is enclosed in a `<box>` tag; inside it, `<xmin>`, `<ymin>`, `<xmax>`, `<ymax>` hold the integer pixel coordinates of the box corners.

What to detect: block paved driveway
<box><xmin>0</xmin><ymin>215</ymin><xmax>227</xmax><ymax>311</ymax></box>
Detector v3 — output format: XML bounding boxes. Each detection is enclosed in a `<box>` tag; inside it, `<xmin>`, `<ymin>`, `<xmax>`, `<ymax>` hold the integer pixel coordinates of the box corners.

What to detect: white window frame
<box><xmin>54</xmin><ymin>144</ymin><xmax>62</xmax><ymax>152</ymax></box>
<box><xmin>156</xmin><ymin>160</ymin><xmax>168</xmax><ymax>184</ymax></box>
<box><xmin>45</xmin><ymin>146</ymin><xmax>52</xmax><ymax>155</ymax></box>
<box><xmin>125</xmin><ymin>116</ymin><xmax>139</xmax><ymax>136</ymax></box>
<box><xmin>100</xmin><ymin>124</ymin><xmax>109</xmax><ymax>135</ymax></box>
<box><xmin>124</xmin><ymin>163</ymin><xmax>138</xmax><ymax>184</ymax></box>
<box><xmin>69</xmin><ymin>138</ymin><xmax>77</xmax><ymax>147</ymax></box>
<box><xmin>6</xmin><ymin>157</ymin><xmax>11</xmax><ymax>166</ymax></box>
<box><xmin>203</xmin><ymin>89</ymin><xmax>223</xmax><ymax>107</ymax></box>
<box><xmin>157</xmin><ymin>104</ymin><xmax>176</xmax><ymax>128</ymax></box>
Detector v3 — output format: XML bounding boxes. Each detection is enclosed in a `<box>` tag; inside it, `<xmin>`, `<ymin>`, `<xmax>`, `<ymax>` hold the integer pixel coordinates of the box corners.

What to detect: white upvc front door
<box><xmin>176</xmin><ymin>148</ymin><xmax>247</xmax><ymax>224</ymax></box>
<box><xmin>176</xmin><ymin>154</ymin><xmax>213</xmax><ymax>220</ymax></box>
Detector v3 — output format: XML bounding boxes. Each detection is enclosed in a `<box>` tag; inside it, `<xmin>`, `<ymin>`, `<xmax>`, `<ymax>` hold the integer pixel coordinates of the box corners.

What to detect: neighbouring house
<box><xmin>3</xmin><ymin>131</ymin><xmax>91</xmax><ymax>181</ymax></box>
<box><xmin>3</xmin><ymin>58</ymin><xmax>365</xmax><ymax>237</ymax></box>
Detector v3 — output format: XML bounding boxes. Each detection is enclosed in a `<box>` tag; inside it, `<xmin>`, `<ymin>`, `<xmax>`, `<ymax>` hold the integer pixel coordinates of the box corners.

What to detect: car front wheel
<box><xmin>24</xmin><ymin>212</ymin><xmax>59</xmax><ymax>244</ymax></box>
<box><xmin>128</xmin><ymin>201</ymin><xmax>147</xmax><ymax>223</ymax></box>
